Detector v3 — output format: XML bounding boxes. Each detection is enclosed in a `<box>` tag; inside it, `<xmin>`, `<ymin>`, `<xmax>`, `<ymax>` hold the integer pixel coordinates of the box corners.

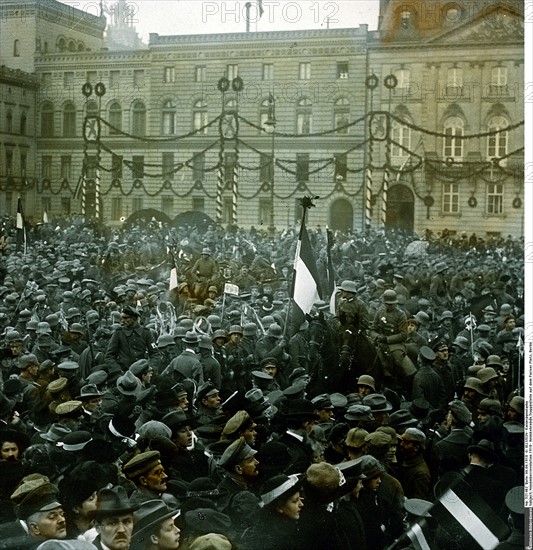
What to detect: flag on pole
<box><xmin>169</xmin><ymin>267</ymin><xmax>178</xmax><ymax>291</ymax></box>
<box><xmin>16</xmin><ymin>197</ymin><xmax>27</xmax><ymax>254</ymax></box>
<box><xmin>291</xmin><ymin>215</ymin><xmax>322</xmax><ymax>321</ymax></box>
<box><xmin>224</xmin><ymin>283</ymin><xmax>240</xmax><ymax>296</ymax></box>
<box><xmin>326</xmin><ymin>227</ymin><xmax>336</xmax><ymax>296</ymax></box>
<box><xmin>43</xmin><ymin>210</ymin><xmax>49</xmax><ymax>224</ymax></box>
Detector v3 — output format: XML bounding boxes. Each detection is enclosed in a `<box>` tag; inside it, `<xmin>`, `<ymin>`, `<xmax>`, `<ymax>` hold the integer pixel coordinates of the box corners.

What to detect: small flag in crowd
<box><xmin>224</xmin><ymin>283</ymin><xmax>239</xmax><ymax>296</ymax></box>
<box><xmin>291</xmin><ymin>214</ymin><xmax>322</xmax><ymax>319</ymax></box>
<box><xmin>16</xmin><ymin>197</ymin><xmax>27</xmax><ymax>254</ymax></box>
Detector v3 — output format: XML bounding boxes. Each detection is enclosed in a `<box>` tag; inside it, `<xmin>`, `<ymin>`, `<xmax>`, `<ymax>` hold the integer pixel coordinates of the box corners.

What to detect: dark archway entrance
<box><xmin>386</xmin><ymin>184</ymin><xmax>414</xmax><ymax>232</ymax></box>
<box><xmin>329</xmin><ymin>198</ymin><xmax>353</xmax><ymax>232</ymax></box>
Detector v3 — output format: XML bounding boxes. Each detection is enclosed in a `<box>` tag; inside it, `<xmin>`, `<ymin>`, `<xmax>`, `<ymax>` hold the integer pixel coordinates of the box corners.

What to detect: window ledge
<box><xmin>482</xmin><ymin>213</ymin><xmax>507</xmax><ymax>219</ymax></box>
<box><xmin>440</xmin><ymin>212</ymin><xmax>462</xmax><ymax>217</ymax></box>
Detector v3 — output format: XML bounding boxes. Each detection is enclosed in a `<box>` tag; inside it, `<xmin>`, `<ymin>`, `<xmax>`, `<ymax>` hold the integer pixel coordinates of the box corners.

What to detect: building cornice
<box><xmin>0</xmin><ymin>65</ymin><xmax>39</xmax><ymax>88</ymax></box>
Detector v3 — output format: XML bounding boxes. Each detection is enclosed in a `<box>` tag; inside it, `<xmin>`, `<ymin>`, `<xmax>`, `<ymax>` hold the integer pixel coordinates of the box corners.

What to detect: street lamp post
<box><xmin>264</xmin><ymin>93</ymin><xmax>276</xmax><ymax>233</ymax></box>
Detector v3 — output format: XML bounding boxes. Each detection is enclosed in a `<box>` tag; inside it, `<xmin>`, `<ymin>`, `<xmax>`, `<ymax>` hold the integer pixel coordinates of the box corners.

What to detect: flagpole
<box><xmin>286</xmin><ymin>196</ymin><xmax>318</xmax><ymax>336</ymax></box>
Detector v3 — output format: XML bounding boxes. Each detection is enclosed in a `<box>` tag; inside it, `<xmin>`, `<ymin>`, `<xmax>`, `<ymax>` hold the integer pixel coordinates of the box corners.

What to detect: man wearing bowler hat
<box><xmin>92</xmin><ymin>486</ymin><xmax>139</xmax><ymax>550</ymax></box>
<box><xmin>105</xmin><ymin>306</ymin><xmax>160</xmax><ymax>373</ymax></box>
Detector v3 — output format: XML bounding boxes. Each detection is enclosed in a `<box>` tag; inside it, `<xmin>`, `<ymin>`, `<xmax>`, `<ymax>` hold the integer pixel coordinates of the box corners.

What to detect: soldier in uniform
<box><xmin>105</xmin><ymin>306</ymin><xmax>161</xmax><ymax>373</ymax></box>
<box><xmin>370</xmin><ymin>290</ymin><xmax>416</xmax><ymax>394</ymax></box>
<box><xmin>336</xmin><ymin>280</ymin><xmax>369</xmax><ymax>330</ymax></box>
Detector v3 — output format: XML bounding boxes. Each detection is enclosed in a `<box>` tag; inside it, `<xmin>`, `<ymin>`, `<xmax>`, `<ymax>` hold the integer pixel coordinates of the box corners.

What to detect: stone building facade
<box><xmin>0</xmin><ymin>0</ymin><xmax>524</xmax><ymax>238</ymax></box>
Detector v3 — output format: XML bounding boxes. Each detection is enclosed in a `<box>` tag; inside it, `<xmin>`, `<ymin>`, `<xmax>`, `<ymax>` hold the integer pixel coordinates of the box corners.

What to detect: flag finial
<box><xmin>299</xmin><ymin>196</ymin><xmax>319</xmax><ymax>210</ymax></box>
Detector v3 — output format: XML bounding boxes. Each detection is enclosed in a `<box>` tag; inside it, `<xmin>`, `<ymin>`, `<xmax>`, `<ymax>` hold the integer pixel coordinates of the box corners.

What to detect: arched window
<box><xmin>6</xmin><ymin>110</ymin><xmax>13</xmax><ymax>133</ymax></box>
<box><xmin>63</xmin><ymin>102</ymin><xmax>76</xmax><ymax>137</ymax></box>
<box><xmin>13</xmin><ymin>39</ymin><xmax>20</xmax><ymax>57</ymax></box>
<box><xmin>162</xmin><ymin>100</ymin><xmax>176</xmax><ymax>135</ymax></box>
<box><xmin>109</xmin><ymin>102</ymin><xmax>122</xmax><ymax>134</ymax></box>
<box><xmin>487</xmin><ymin>116</ymin><xmax>508</xmax><ymax>166</ymax></box>
<box><xmin>296</xmin><ymin>98</ymin><xmax>312</xmax><ymax>135</ymax></box>
<box><xmin>193</xmin><ymin>99</ymin><xmax>208</xmax><ymax>134</ymax></box>
<box><xmin>20</xmin><ymin>112</ymin><xmax>27</xmax><ymax>135</ymax></box>
<box><xmin>57</xmin><ymin>37</ymin><xmax>66</xmax><ymax>52</ymax></box>
<box><xmin>77</xmin><ymin>42</ymin><xmax>85</xmax><ymax>52</ymax></box>
<box><xmin>41</xmin><ymin>101</ymin><xmax>54</xmax><ymax>137</ymax></box>
<box><xmin>334</xmin><ymin>97</ymin><xmax>350</xmax><ymax>134</ymax></box>
<box><xmin>68</xmin><ymin>40</ymin><xmax>76</xmax><ymax>52</ymax></box>
<box><xmin>443</xmin><ymin>116</ymin><xmax>464</xmax><ymax>161</ymax></box>
<box><xmin>132</xmin><ymin>101</ymin><xmax>146</xmax><ymax>137</ymax></box>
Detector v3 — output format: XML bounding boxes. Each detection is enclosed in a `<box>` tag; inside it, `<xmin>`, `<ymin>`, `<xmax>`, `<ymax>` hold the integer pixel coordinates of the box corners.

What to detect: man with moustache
<box><xmin>93</xmin><ymin>486</ymin><xmax>139</xmax><ymax>550</ymax></box>
<box><xmin>123</xmin><ymin>451</ymin><xmax>169</xmax><ymax>506</ymax></box>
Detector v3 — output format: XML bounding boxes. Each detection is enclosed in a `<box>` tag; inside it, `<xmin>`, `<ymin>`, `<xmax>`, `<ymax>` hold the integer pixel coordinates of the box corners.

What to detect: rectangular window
<box><xmin>161</xmin><ymin>196</ymin><xmax>174</xmax><ymax>217</ymax></box>
<box><xmin>42</xmin><ymin>73</ymin><xmax>52</xmax><ymax>86</ymax></box>
<box><xmin>225</xmin><ymin>152</ymin><xmax>237</xmax><ymax>185</ymax></box>
<box><xmin>260</xmin><ymin>153</ymin><xmax>273</xmax><ymax>183</ymax></box>
<box><xmin>442</xmin><ymin>182</ymin><xmax>459</xmax><ymax>213</ymax></box>
<box><xmin>392</xmin><ymin>124</ymin><xmax>411</xmax><ymax>159</ymax></box>
<box><xmin>447</xmin><ymin>67</ymin><xmax>463</xmax><ymax>89</ymax></box>
<box><xmin>334</xmin><ymin>153</ymin><xmax>347</xmax><ymax>181</ymax></box>
<box><xmin>487</xmin><ymin>183</ymin><xmax>504</xmax><ymax>214</ymax></box>
<box><xmin>164</xmin><ymin>67</ymin><xmax>175</xmax><ymax>83</ymax></box>
<box><xmin>195</xmin><ymin>66</ymin><xmax>206</xmax><ymax>82</ymax></box>
<box><xmin>192</xmin><ymin>153</ymin><xmax>205</xmax><ymax>181</ymax></box>
<box><xmin>299</xmin><ymin>62</ymin><xmax>311</xmax><ymax>80</ymax></box>
<box><xmin>86</xmin><ymin>71</ymin><xmax>97</xmax><ymax>84</ymax></box>
<box><xmin>337</xmin><ymin>62</ymin><xmax>349</xmax><ymax>79</ymax></box>
<box><xmin>487</xmin><ymin>130</ymin><xmax>508</xmax><ymax>163</ymax></box>
<box><xmin>259</xmin><ymin>198</ymin><xmax>272</xmax><ymax>225</ymax></box>
<box><xmin>192</xmin><ymin>197</ymin><xmax>205</xmax><ymax>212</ymax></box>
<box><xmin>162</xmin><ymin>152</ymin><xmax>174</xmax><ymax>180</ymax></box>
<box><xmin>110</xmin><ymin>70</ymin><xmax>120</xmax><ymax>88</ymax></box>
<box><xmin>61</xmin><ymin>197</ymin><xmax>71</xmax><ymax>215</ymax></box>
<box><xmin>63</xmin><ymin>71</ymin><xmax>74</xmax><ymax>87</ymax></box>
<box><xmin>112</xmin><ymin>154</ymin><xmax>123</xmax><ymax>179</ymax></box>
<box><xmin>41</xmin><ymin>155</ymin><xmax>52</xmax><ymax>178</ymax></box>
<box><xmin>5</xmin><ymin>150</ymin><xmax>14</xmax><ymax>176</ymax></box>
<box><xmin>133</xmin><ymin>69</ymin><xmax>145</xmax><ymax>87</ymax></box>
<box><xmin>132</xmin><ymin>156</ymin><xmax>144</xmax><ymax>179</ymax></box>
<box><xmin>42</xmin><ymin>197</ymin><xmax>52</xmax><ymax>215</ymax></box>
<box><xmin>297</xmin><ymin>112</ymin><xmax>312</xmax><ymax>135</ymax></box>
<box><xmin>444</xmin><ymin>128</ymin><xmax>463</xmax><ymax>159</ymax></box>
<box><xmin>60</xmin><ymin>155</ymin><xmax>72</xmax><ymax>180</ymax></box>
<box><xmin>262</xmin><ymin>63</ymin><xmax>273</xmax><ymax>81</ymax></box>
<box><xmin>132</xmin><ymin>197</ymin><xmax>143</xmax><ymax>212</ymax></box>
<box><xmin>227</xmin><ymin>64</ymin><xmax>238</xmax><ymax>80</ymax></box>
<box><xmin>395</xmin><ymin>68</ymin><xmax>410</xmax><ymax>89</ymax></box>
<box><xmin>111</xmin><ymin>196</ymin><xmax>122</xmax><ymax>220</ymax></box>
<box><xmin>491</xmin><ymin>66</ymin><xmax>507</xmax><ymax>86</ymax></box>
<box><xmin>20</xmin><ymin>152</ymin><xmax>27</xmax><ymax>178</ymax></box>
<box><xmin>296</xmin><ymin>153</ymin><xmax>309</xmax><ymax>182</ymax></box>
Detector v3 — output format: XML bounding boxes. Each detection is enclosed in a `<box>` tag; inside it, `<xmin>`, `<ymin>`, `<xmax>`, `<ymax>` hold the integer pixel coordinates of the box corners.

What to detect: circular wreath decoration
<box><xmin>423</xmin><ymin>195</ymin><xmax>435</xmax><ymax>207</ymax></box>
<box><xmin>468</xmin><ymin>196</ymin><xmax>477</xmax><ymax>208</ymax></box>
<box><xmin>231</xmin><ymin>76</ymin><xmax>244</xmax><ymax>92</ymax></box>
<box><xmin>365</xmin><ymin>75</ymin><xmax>379</xmax><ymax>90</ymax></box>
<box><xmin>94</xmin><ymin>82</ymin><xmax>106</xmax><ymax>97</ymax></box>
<box><xmin>81</xmin><ymin>82</ymin><xmax>93</xmax><ymax>97</ymax></box>
<box><xmin>384</xmin><ymin>74</ymin><xmax>398</xmax><ymax>89</ymax></box>
<box><xmin>217</xmin><ymin>77</ymin><xmax>230</xmax><ymax>92</ymax></box>
<box><xmin>512</xmin><ymin>197</ymin><xmax>522</xmax><ymax>209</ymax></box>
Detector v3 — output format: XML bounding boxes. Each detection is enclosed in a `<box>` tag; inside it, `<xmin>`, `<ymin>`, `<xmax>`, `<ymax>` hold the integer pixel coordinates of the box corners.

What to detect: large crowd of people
<box><xmin>0</xmin><ymin>215</ymin><xmax>525</xmax><ymax>549</ymax></box>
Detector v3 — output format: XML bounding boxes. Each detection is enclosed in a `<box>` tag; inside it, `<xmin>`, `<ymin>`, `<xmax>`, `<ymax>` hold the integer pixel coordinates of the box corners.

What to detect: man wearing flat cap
<box><xmin>396</xmin><ymin>428</ymin><xmax>431</xmax><ymax>500</ymax></box>
<box><xmin>217</xmin><ymin>436</ymin><xmax>260</xmax><ymax>513</ymax></box>
<box><xmin>105</xmin><ymin>306</ymin><xmax>161</xmax><ymax>373</ymax></box>
<box><xmin>93</xmin><ymin>486</ymin><xmax>139</xmax><ymax>550</ymax></box>
<box><xmin>123</xmin><ymin>451</ymin><xmax>169</xmax><ymax>506</ymax></box>
<box><xmin>15</xmin><ymin>480</ymin><xmax>67</xmax><ymax>546</ymax></box>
